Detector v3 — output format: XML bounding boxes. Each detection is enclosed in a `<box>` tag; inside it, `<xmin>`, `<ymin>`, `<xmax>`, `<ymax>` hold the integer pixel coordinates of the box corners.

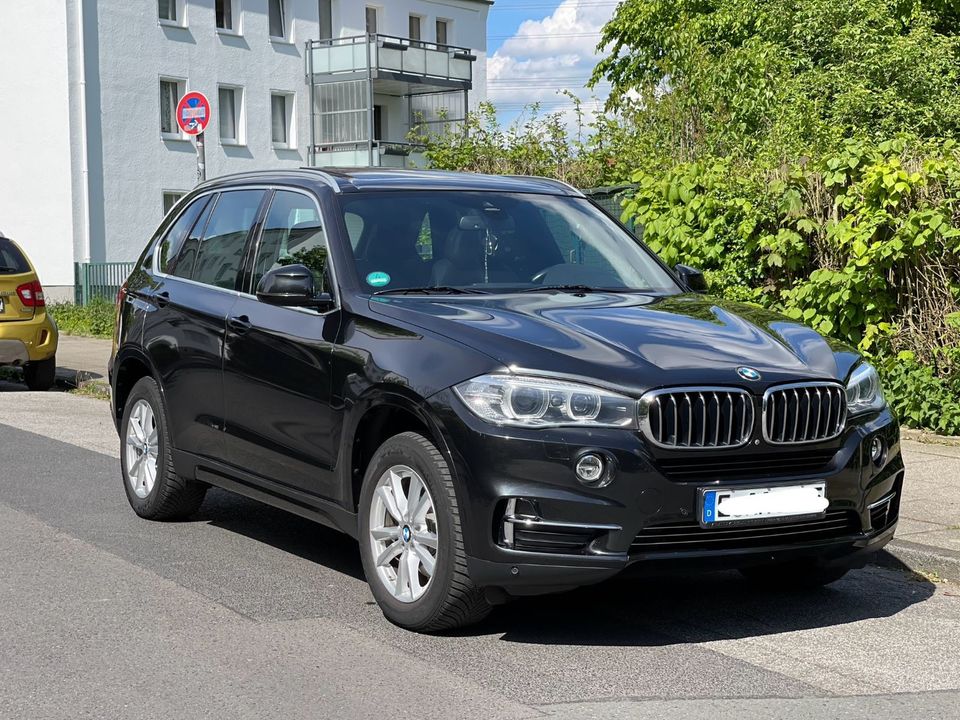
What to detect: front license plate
<box><xmin>701</xmin><ymin>483</ymin><xmax>827</xmax><ymax>526</ymax></box>
<box><xmin>0</xmin><ymin>297</ymin><xmax>4</xmax><ymax>314</ymax></box>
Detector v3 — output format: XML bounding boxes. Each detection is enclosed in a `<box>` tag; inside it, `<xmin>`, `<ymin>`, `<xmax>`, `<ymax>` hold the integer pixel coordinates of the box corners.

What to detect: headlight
<box><xmin>845</xmin><ymin>363</ymin><xmax>885</xmax><ymax>416</ymax></box>
<box><xmin>454</xmin><ymin>374</ymin><xmax>638</xmax><ymax>429</ymax></box>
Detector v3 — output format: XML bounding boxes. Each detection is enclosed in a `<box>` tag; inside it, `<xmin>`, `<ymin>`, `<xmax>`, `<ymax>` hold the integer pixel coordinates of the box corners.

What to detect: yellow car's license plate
<box><xmin>0</xmin><ymin>297</ymin><xmax>5</xmax><ymax>314</ymax></box>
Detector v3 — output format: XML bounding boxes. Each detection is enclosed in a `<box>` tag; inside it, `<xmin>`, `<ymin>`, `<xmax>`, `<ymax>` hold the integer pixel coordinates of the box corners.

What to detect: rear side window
<box><xmin>156</xmin><ymin>195</ymin><xmax>211</xmax><ymax>274</ymax></box>
<box><xmin>0</xmin><ymin>239</ymin><xmax>29</xmax><ymax>274</ymax></box>
<box><xmin>251</xmin><ymin>190</ymin><xmax>328</xmax><ymax>293</ymax></box>
<box><xmin>191</xmin><ymin>190</ymin><xmax>265</xmax><ymax>289</ymax></box>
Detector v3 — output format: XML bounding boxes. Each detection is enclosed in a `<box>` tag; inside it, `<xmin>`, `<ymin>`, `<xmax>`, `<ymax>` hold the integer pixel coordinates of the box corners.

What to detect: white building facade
<box><xmin>0</xmin><ymin>0</ymin><xmax>489</xmax><ymax>299</ymax></box>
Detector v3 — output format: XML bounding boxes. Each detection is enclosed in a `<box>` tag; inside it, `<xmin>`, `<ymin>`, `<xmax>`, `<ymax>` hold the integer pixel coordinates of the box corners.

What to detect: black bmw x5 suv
<box><xmin>110</xmin><ymin>168</ymin><xmax>903</xmax><ymax>631</ymax></box>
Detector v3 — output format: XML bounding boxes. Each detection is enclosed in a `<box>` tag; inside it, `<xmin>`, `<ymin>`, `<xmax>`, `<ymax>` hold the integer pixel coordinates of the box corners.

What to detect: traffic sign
<box><xmin>176</xmin><ymin>91</ymin><xmax>211</xmax><ymax>136</ymax></box>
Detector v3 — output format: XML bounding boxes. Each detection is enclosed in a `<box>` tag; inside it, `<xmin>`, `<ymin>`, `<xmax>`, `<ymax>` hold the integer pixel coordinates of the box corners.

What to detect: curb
<box><xmin>900</xmin><ymin>428</ymin><xmax>960</xmax><ymax>447</ymax></box>
<box><xmin>874</xmin><ymin>539</ymin><xmax>960</xmax><ymax>584</ymax></box>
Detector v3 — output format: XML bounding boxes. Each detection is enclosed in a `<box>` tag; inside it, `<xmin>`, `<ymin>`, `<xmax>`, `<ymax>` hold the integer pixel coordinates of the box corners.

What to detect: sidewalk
<box><xmin>20</xmin><ymin>335</ymin><xmax>960</xmax><ymax>581</ymax></box>
<box><xmin>883</xmin><ymin>442</ymin><xmax>960</xmax><ymax>582</ymax></box>
<box><xmin>54</xmin><ymin>334</ymin><xmax>112</xmax><ymax>388</ymax></box>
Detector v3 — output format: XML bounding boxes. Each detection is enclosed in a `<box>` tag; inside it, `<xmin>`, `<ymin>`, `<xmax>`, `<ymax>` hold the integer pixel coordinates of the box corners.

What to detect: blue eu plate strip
<box><xmin>702</xmin><ymin>490</ymin><xmax>717</xmax><ymax>524</ymax></box>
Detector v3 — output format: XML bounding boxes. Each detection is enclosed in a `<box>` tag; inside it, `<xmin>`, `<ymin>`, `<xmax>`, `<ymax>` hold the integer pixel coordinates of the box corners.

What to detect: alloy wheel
<box><xmin>125</xmin><ymin>399</ymin><xmax>159</xmax><ymax>499</ymax></box>
<box><xmin>368</xmin><ymin>464</ymin><xmax>439</xmax><ymax>603</ymax></box>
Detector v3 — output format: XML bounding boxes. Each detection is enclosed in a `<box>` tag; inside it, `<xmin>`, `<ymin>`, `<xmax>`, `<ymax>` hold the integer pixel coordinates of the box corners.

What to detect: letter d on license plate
<box><xmin>700</xmin><ymin>483</ymin><xmax>827</xmax><ymax>526</ymax></box>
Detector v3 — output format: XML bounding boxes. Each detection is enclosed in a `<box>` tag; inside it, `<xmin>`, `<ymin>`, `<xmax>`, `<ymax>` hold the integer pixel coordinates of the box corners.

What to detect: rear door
<box><xmin>140</xmin><ymin>189</ymin><xmax>267</xmax><ymax>461</ymax></box>
<box><xmin>0</xmin><ymin>238</ymin><xmax>35</xmax><ymax>323</ymax></box>
<box><xmin>221</xmin><ymin>188</ymin><xmax>342</xmax><ymax>499</ymax></box>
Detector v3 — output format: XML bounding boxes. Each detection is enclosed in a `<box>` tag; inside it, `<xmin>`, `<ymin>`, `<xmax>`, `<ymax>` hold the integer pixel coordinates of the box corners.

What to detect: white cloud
<box><xmin>486</xmin><ymin>0</ymin><xmax>616</xmax><ymax>118</ymax></box>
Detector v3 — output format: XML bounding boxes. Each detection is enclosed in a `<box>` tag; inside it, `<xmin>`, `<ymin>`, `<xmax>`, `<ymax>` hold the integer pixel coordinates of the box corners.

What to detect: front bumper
<box><xmin>0</xmin><ymin>311</ymin><xmax>58</xmax><ymax>364</ymax></box>
<box><xmin>430</xmin><ymin>391</ymin><xmax>903</xmax><ymax>596</ymax></box>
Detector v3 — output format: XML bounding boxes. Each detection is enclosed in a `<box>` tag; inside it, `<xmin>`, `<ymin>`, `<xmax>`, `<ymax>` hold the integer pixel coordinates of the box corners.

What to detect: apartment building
<box><xmin>0</xmin><ymin>0</ymin><xmax>489</xmax><ymax>298</ymax></box>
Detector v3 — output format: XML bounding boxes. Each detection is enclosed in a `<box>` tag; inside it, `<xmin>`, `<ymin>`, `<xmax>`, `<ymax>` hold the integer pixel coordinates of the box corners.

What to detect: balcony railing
<box><xmin>311</xmin><ymin>140</ymin><xmax>427</xmax><ymax>169</ymax></box>
<box><xmin>308</xmin><ymin>34</ymin><xmax>475</xmax><ymax>87</ymax></box>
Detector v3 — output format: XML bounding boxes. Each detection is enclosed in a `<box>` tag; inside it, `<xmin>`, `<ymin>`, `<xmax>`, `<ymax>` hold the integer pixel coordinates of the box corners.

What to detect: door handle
<box><xmin>154</xmin><ymin>291</ymin><xmax>170</xmax><ymax>308</ymax></box>
<box><xmin>227</xmin><ymin>314</ymin><xmax>252</xmax><ymax>334</ymax></box>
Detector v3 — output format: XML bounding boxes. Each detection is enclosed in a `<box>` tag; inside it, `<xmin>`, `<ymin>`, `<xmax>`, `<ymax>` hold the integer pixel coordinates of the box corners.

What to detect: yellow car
<box><xmin>0</xmin><ymin>233</ymin><xmax>58</xmax><ymax>390</ymax></box>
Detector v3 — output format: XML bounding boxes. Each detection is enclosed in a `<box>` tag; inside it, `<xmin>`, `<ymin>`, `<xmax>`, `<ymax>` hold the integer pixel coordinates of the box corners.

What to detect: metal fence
<box><xmin>74</xmin><ymin>262</ymin><xmax>135</xmax><ymax>306</ymax></box>
<box><xmin>582</xmin><ymin>184</ymin><xmax>640</xmax><ymax>236</ymax></box>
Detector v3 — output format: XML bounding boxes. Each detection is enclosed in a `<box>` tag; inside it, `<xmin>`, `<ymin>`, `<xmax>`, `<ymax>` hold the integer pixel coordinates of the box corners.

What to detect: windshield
<box><xmin>338</xmin><ymin>191</ymin><xmax>680</xmax><ymax>295</ymax></box>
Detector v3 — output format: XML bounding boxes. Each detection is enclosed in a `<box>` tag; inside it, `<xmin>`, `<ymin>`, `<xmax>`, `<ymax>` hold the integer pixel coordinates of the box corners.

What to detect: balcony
<box><xmin>307</xmin><ymin>34</ymin><xmax>475</xmax><ymax>90</ymax></box>
<box><xmin>306</xmin><ymin>34</ymin><xmax>474</xmax><ymax>168</ymax></box>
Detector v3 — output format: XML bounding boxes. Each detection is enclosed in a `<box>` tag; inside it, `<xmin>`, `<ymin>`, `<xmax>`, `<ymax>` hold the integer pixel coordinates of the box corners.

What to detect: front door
<box><xmin>222</xmin><ymin>189</ymin><xmax>342</xmax><ymax>499</ymax></box>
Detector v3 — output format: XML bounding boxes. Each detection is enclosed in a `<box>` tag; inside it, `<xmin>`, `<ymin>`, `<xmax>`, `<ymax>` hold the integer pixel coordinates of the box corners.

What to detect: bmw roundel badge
<box><xmin>737</xmin><ymin>366</ymin><xmax>762</xmax><ymax>381</ymax></box>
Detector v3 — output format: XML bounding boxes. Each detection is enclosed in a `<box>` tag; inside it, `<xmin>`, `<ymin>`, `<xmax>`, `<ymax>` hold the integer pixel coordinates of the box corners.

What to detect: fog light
<box><xmin>575</xmin><ymin>453</ymin><xmax>607</xmax><ymax>486</ymax></box>
<box><xmin>870</xmin><ymin>436</ymin><xmax>885</xmax><ymax>465</ymax></box>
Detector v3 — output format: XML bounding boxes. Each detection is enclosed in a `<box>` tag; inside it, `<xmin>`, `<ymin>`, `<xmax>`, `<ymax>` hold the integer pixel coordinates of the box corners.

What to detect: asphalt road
<box><xmin>1</xmin><ymin>393</ymin><xmax>959</xmax><ymax>719</ymax></box>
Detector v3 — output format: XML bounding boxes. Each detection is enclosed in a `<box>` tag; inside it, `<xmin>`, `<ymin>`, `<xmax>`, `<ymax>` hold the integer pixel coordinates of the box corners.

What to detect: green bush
<box><xmin>621</xmin><ymin>139</ymin><xmax>960</xmax><ymax>433</ymax></box>
<box><xmin>48</xmin><ymin>299</ymin><xmax>116</xmax><ymax>339</ymax></box>
<box><xmin>879</xmin><ymin>351</ymin><xmax>960</xmax><ymax>435</ymax></box>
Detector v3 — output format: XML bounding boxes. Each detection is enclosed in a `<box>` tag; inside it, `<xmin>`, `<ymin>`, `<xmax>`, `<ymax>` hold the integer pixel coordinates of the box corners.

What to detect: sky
<box><xmin>484</xmin><ymin>0</ymin><xmax>620</xmax><ymax>128</ymax></box>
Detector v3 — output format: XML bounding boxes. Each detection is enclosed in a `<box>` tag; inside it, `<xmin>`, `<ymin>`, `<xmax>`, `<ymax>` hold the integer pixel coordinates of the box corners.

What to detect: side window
<box><xmin>191</xmin><ymin>190</ymin><xmax>265</xmax><ymax>289</ymax></box>
<box><xmin>252</xmin><ymin>190</ymin><xmax>328</xmax><ymax>294</ymax></box>
<box><xmin>170</xmin><ymin>195</ymin><xmax>216</xmax><ymax>280</ymax></box>
<box><xmin>156</xmin><ymin>195</ymin><xmax>210</xmax><ymax>274</ymax></box>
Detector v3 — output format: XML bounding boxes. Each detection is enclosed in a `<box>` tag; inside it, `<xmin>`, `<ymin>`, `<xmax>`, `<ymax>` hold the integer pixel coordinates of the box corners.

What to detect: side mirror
<box><xmin>256</xmin><ymin>263</ymin><xmax>334</xmax><ymax>309</ymax></box>
<box><xmin>674</xmin><ymin>264</ymin><xmax>708</xmax><ymax>293</ymax></box>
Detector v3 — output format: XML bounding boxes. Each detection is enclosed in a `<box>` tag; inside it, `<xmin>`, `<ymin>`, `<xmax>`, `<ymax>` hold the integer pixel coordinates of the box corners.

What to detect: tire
<box><xmin>739</xmin><ymin>561</ymin><xmax>849</xmax><ymax>589</ymax></box>
<box><xmin>120</xmin><ymin>376</ymin><xmax>206</xmax><ymax>520</ymax></box>
<box><xmin>358</xmin><ymin>431</ymin><xmax>491</xmax><ymax>632</ymax></box>
<box><xmin>23</xmin><ymin>355</ymin><xmax>56</xmax><ymax>391</ymax></box>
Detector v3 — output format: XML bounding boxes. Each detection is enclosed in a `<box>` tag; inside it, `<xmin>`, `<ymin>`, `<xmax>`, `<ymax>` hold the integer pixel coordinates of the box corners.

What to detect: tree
<box><xmin>591</xmin><ymin>0</ymin><xmax>960</xmax><ymax>161</ymax></box>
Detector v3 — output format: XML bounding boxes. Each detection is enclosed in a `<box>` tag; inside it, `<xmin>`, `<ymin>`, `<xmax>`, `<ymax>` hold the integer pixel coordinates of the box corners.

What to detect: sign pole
<box><xmin>176</xmin><ymin>91</ymin><xmax>211</xmax><ymax>186</ymax></box>
<box><xmin>196</xmin><ymin>131</ymin><xmax>206</xmax><ymax>185</ymax></box>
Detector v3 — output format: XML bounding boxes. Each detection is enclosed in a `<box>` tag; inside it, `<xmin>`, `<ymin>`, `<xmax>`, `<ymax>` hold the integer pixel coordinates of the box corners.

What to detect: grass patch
<box><xmin>48</xmin><ymin>299</ymin><xmax>115</xmax><ymax>339</ymax></box>
<box><xmin>69</xmin><ymin>381</ymin><xmax>111</xmax><ymax>401</ymax></box>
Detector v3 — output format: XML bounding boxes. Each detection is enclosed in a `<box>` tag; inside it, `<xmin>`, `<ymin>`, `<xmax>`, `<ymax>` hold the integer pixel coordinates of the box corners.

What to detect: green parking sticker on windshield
<box><xmin>366</xmin><ymin>271</ymin><xmax>391</xmax><ymax>288</ymax></box>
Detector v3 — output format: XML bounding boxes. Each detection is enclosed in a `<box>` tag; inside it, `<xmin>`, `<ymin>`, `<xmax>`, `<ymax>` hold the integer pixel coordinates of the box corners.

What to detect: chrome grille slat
<box><xmin>763</xmin><ymin>382</ymin><xmax>846</xmax><ymax>445</ymax></box>
<box><xmin>640</xmin><ymin>387</ymin><xmax>754</xmax><ymax>450</ymax></box>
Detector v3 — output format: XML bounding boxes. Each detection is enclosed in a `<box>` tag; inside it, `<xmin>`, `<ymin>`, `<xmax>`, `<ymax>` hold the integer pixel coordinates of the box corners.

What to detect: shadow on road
<box><xmin>190</xmin><ymin>486</ymin><xmax>935</xmax><ymax>645</ymax></box>
<box><xmin>195</xmin><ymin>488</ymin><xmax>366</xmax><ymax>581</ymax></box>
<box><xmin>469</xmin><ymin>556</ymin><xmax>935</xmax><ymax>645</ymax></box>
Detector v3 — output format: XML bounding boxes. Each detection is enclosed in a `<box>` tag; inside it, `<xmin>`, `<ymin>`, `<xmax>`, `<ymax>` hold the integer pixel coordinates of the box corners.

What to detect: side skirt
<box><xmin>173</xmin><ymin>449</ymin><xmax>359</xmax><ymax>539</ymax></box>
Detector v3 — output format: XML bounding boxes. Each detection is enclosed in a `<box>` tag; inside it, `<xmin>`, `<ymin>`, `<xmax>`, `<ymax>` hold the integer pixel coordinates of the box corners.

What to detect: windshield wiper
<box><xmin>0</xmin><ymin>266</ymin><xmax>18</xmax><ymax>273</ymax></box>
<box><xmin>519</xmin><ymin>285</ymin><xmax>634</xmax><ymax>294</ymax></box>
<box><xmin>373</xmin><ymin>286</ymin><xmax>488</xmax><ymax>296</ymax></box>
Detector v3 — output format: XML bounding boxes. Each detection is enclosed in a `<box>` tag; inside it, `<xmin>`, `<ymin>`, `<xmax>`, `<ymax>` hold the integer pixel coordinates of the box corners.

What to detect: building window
<box><xmin>365</xmin><ymin>7</ymin><xmax>378</xmax><ymax>35</ymax></box>
<box><xmin>271</xmin><ymin>92</ymin><xmax>295</xmax><ymax>148</ymax></box>
<box><xmin>268</xmin><ymin>0</ymin><xmax>286</xmax><ymax>39</ymax></box>
<box><xmin>158</xmin><ymin>0</ymin><xmax>178</xmax><ymax>23</ymax></box>
<box><xmin>215</xmin><ymin>0</ymin><xmax>234</xmax><ymax>31</ymax></box>
<box><xmin>218</xmin><ymin>86</ymin><xmax>243</xmax><ymax>144</ymax></box>
<box><xmin>408</xmin><ymin>15</ymin><xmax>421</xmax><ymax>41</ymax></box>
<box><xmin>436</xmin><ymin>19</ymin><xmax>449</xmax><ymax>46</ymax></box>
<box><xmin>162</xmin><ymin>191</ymin><xmax>185</xmax><ymax>216</ymax></box>
<box><xmin>159</xmin><ymin>78</ymin><xmax>184</xmax><ymax>138</ymax></box>
<box><xmin>319</xmin><ymin>0</ymin><xmax>332</xmax><ymax>39</ymax></box>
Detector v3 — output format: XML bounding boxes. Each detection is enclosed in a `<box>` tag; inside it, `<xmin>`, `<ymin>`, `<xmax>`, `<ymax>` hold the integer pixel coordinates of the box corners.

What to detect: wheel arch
<box><xmin>111</xmin><ymin>346</ymin><xmax>161</xmax><ymax>430</ymax></box>
<box><xmin>344</xmin><ymin>389</ymin><xmax>458</xmax><ymax>514</ymax></box>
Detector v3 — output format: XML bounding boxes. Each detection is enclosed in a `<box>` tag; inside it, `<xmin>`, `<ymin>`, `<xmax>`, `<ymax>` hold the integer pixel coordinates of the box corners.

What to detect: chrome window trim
<box><xmin>761</xmin><ymin>381</ymin><xmax>847</xmax><ymax>445</ymax></box>
<box><xmin>638</xmin><ymin>386</ymin><xmax>754</xmax><ymax>450</ymax></box>
<box><xmin>151</xmin><ymin>184</ymin><xmax>341</xmax><ymax>316</ymax></box>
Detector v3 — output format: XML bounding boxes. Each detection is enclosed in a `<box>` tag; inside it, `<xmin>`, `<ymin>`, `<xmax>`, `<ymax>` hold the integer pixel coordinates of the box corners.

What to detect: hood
<box><xmin>367</xmin><ymin>292</ymin><xmax>861</xmax><ymax>396</ymax></box>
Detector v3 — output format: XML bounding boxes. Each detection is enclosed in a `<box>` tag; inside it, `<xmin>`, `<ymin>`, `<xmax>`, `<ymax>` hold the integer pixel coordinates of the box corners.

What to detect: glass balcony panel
<box><xmin>449</xmin><ymin>58</ymin><xmax>472</xmax><ymax>81</ymax></box>
<box><xmin>425</xmin><ymin>50</ymin><xmax>447</xmax><ymax>78</ymax></box>
<box><xmin>379</xmin><ymin>47</ymin><xmax>404</xmax><ymax>73</ymax></box>
<box><xmin>404</xmin><ymin>46</ymin><xmax>427</xmax><ymax>75</ymax></box>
